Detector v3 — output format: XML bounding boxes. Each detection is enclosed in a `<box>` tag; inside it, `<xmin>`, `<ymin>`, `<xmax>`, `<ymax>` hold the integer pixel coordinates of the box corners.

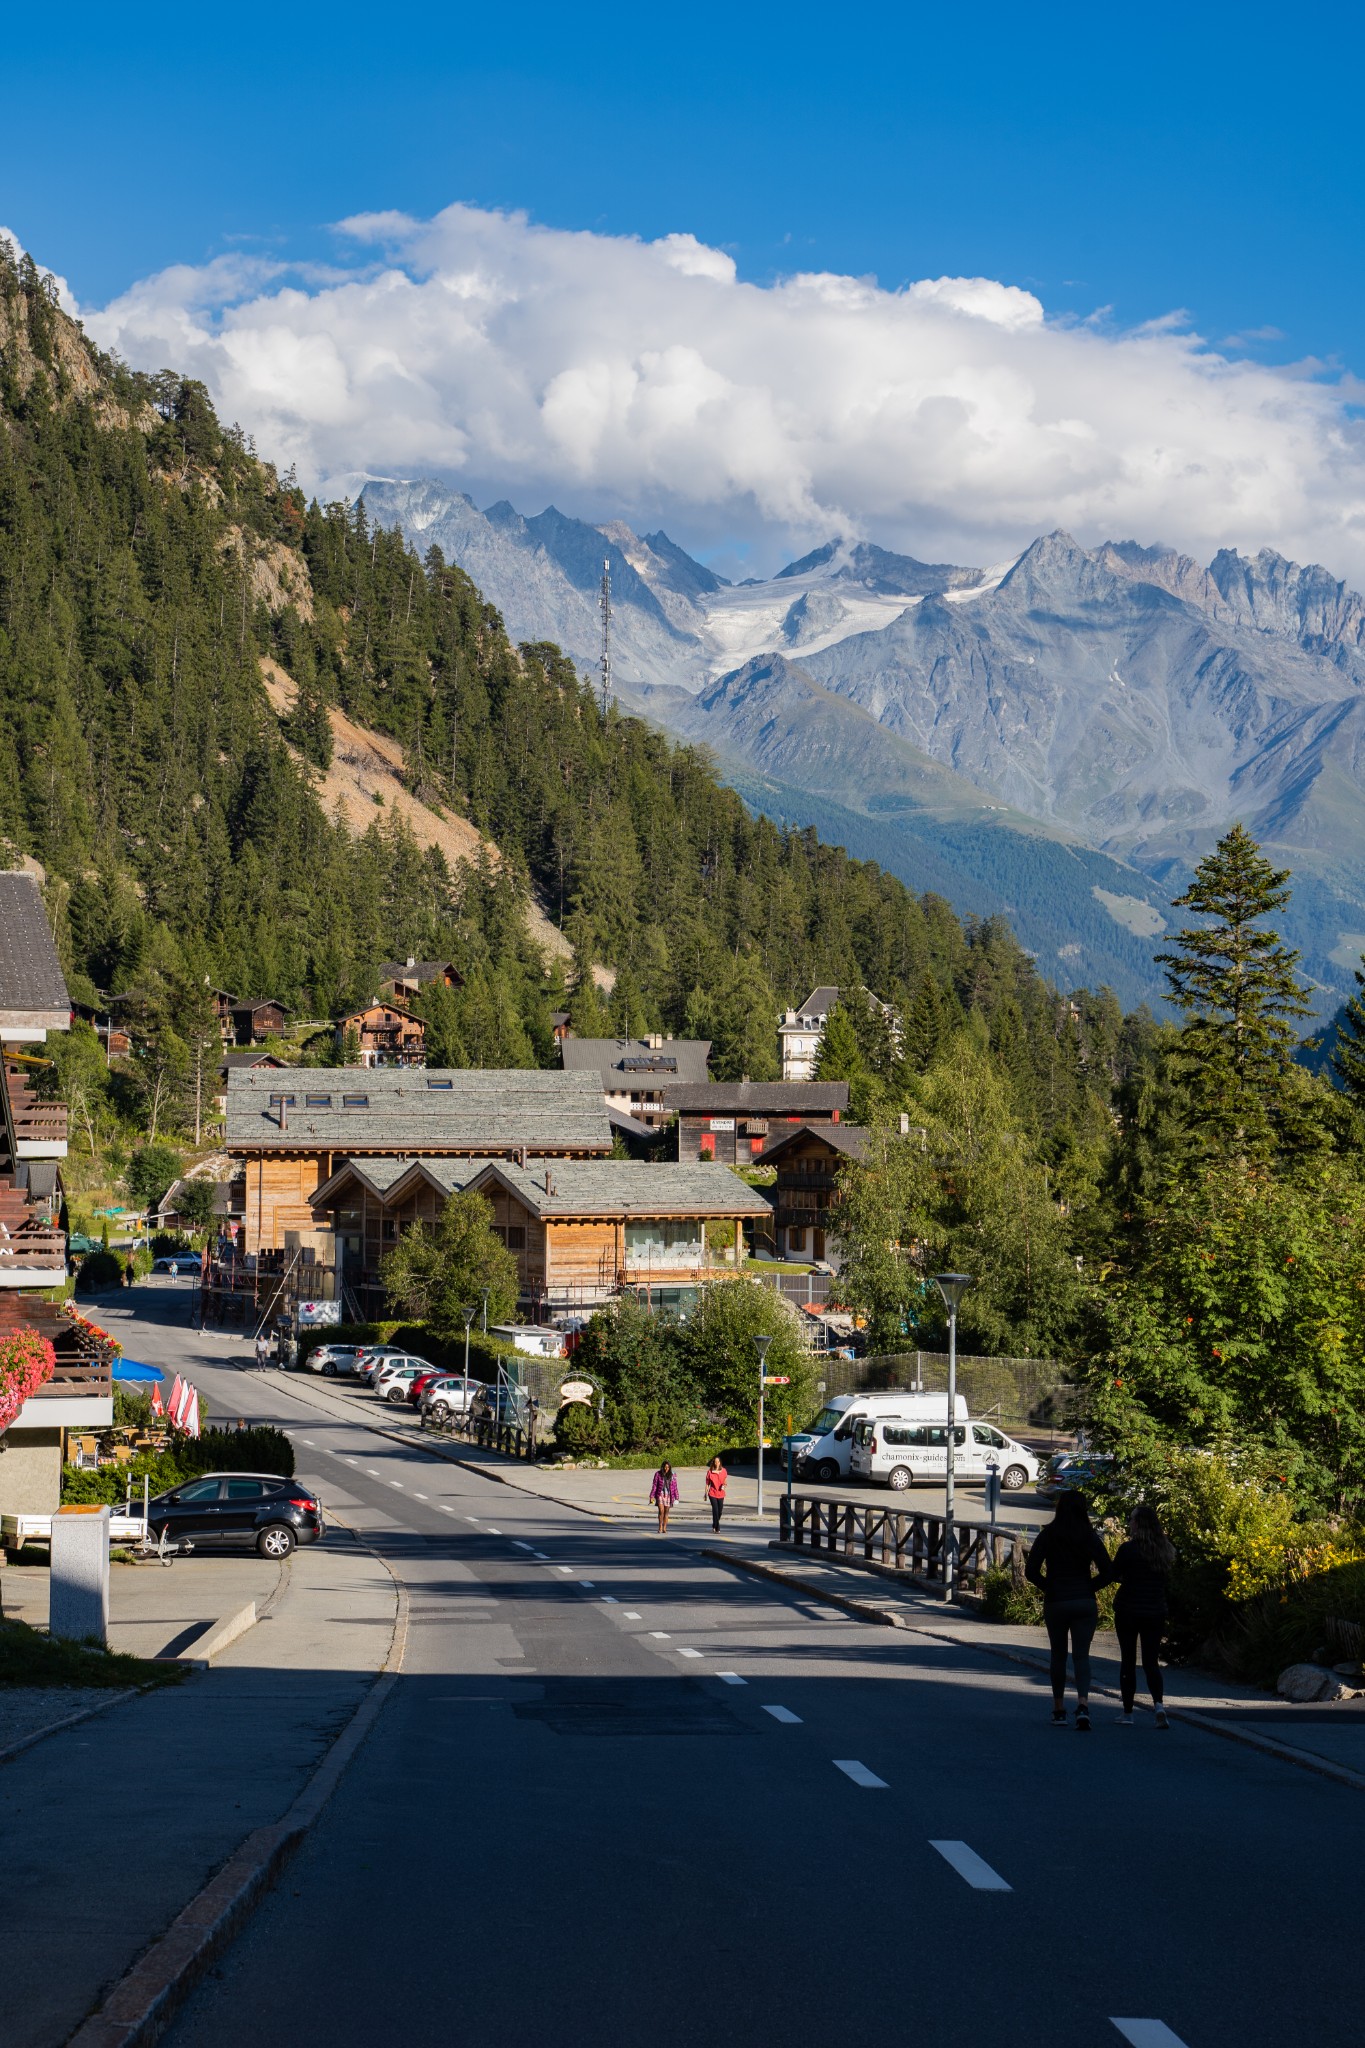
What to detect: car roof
<box><xmin>169</xmin><ymin>1470</ymin><xmax>291</xmax><ymax>1484</ymax></box>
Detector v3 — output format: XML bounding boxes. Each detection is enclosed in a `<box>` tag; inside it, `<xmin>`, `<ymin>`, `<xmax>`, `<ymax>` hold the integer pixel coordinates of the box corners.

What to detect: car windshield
<box><xmin>810</xmin><ymin>1406</ymin><xmax>845</xmax><ymax>1436</ymax></box>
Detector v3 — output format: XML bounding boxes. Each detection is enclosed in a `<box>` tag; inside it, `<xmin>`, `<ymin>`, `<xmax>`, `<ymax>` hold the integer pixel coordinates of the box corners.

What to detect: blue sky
<box><xmin>10</xmin><ymin>0</ymin><xmax>1361</xmax><ymax>361</ymax></box>
<box><xmin>7</xmin><ymin>1</ymin><xmax>1365</xmax><ymax>579</ymax></box>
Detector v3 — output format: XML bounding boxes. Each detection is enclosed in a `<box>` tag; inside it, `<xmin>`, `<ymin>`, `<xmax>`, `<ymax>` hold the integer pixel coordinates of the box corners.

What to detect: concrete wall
<box><xmin>0</xmin><ymin>1427</ymin><xmax>62</xmax><ymax>1516</ymax></box>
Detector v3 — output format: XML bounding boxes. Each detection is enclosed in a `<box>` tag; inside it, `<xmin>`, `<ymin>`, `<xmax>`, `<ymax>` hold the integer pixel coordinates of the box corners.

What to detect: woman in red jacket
<box><xmin>704</xmin><ymin>1455</ymin><xmax>728</xmax><ymax>1533</ymax></box>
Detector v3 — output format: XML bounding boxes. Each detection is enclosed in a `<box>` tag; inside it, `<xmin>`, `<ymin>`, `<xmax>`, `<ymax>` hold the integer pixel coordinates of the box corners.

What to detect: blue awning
<box><xmin>112</xmin><ymin>1357</ymin><xmax>164</xmax><ymax>1383</ymax></box>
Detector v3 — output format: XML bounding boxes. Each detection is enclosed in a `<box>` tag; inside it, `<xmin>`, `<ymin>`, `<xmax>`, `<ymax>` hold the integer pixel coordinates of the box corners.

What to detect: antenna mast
<box><xmin>599</xmin><ymin>557</ymin><xmax>612</xmax><ymax>715</ymax></box>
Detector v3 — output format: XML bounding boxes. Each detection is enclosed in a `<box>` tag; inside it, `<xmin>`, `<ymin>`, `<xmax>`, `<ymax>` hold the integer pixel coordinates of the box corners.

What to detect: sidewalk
<box><xmin>4</xmin><ymin>1532</ymin><xmax>397</xmax><ymax>2048</ymax></box>
<box><xmin>723</xmin><ymin>1541</ymin><xmax>1365</xmax><ymax>1786</ymax></box>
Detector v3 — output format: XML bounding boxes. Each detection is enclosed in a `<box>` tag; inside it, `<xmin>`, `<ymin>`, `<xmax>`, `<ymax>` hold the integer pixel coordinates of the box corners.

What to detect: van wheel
<box><xmin>1002</xmin><ymin>1464</ymin><xmax>1028</xmax><ymax>1491</ymax></box>
<box><xmin>815</xmin><ymin>1459</ymin><xmax>839</xmax><ymax>1485</ymax></box>
<box><xmin>887</xmin><ymin>1466</ymin><xmax>912</xmax><ymax>1491</ymax></box>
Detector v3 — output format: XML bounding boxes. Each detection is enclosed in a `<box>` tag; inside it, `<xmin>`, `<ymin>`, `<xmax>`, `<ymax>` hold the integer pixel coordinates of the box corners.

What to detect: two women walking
<box><xmin>1025</xmin><ymin>1490</ymin><xmax>1173</xmax><ymax>1728</ymax></box>
<box><xmin>649</xmin><ymin>1455</ymin><xmax>729</xmax><ymax>1533</ymax></box>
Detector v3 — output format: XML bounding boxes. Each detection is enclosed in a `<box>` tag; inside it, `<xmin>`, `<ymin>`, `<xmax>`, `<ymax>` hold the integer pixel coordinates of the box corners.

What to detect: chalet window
<box><xmin>426</xmin><ymin>1079</ymin><xmax>453</xmax><ymax>1090</ymax></box>
<box><xmin>305</xmin><ymin>1094</ymin><xmax>332</xmax><ymax>1108</ymax></box>
<box><xmin>268</xmin><ymin>1094</ymin><xmax>296</xmax><ymax>1108</ymax></box>
<box><xmin>624</xmin><ymin>1220</ymin><xmax>703</xmax><ymax>1259</ymax></box>
<box><xmin>493</xmin><ymin>1225</ymin><xmax>527</xmax><ymax>1251</ymax></box>
<box><xmin>381</xmin><ymin>1219</ymin><xmax>397</xmax><ymax>1241</ymax></box>
<box><xmin>342</xmin><ymin>1094</ymin><xmax>369</xmax><ymax>1108</ymax></box>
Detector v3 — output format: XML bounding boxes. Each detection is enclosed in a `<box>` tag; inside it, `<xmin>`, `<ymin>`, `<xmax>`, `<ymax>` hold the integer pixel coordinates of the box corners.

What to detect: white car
<box><xmin>307</xmin><ymin>1345</ymin><xmax>365</xmax><ymax>1378</ymax></box>
<box><xmin>373</xmin><ymin>1357</ymin><xmax>436</xmax><ymax>1404</ymax></box>
<box><xmin>849</xmin><ymin>1416</ymin><xmax>1039</xmax><ymax>1493</ymax></box>
<box><xmin>421</xmin><ymin>1375</ymin><xmax>485</xmax><ymax>1422</ymax></box>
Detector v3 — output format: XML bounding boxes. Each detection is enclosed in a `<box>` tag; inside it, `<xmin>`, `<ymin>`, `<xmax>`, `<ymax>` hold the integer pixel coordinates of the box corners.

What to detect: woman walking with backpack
<box><xmin>1108</xmin><ymin>1504</ymin><xmax>1174</xmax><ymax>1728</ymax></box>
<box><xmin>1025</xmin><ymin>1488</ymin><xmax>1111</xmax><ymax>1731</ymax></box>
<box><xmin>650</xmin><ymin>1459</ymin><xmax>679</xmax><ymax>1535</ymax></box>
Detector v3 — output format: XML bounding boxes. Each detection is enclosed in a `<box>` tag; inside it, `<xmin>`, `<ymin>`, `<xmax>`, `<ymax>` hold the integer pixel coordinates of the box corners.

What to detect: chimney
<box><xmin>545</xmin><ymin>1169</ymin><xmax>555</xmax><ymax>1197</ymax></box>
<box><xmin>406</xmin><ymin>955</ymin><xmax>416</xmax><ymax>968</ymax></box>
<box><xmin>279</xmin><ymin>1099</ymin><xmax>288</xmax><ymax>1131</ymax></box>
<box><xmin>517</xmin><ymin>1146</ymin><xmax>527</xmax><ymax>1168</ymax></box>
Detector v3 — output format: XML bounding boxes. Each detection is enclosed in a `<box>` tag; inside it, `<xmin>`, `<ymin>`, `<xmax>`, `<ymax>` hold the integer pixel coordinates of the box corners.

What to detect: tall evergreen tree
<box><xmin>1154</xmin><ymin>824</ymin><xmax>1313</xmax><ymax>1155</ymax></box>
<box><xmin>1329</xmin><ymin>957</ymin><xmax>1365</xmax><ymax>1103</ymax></box>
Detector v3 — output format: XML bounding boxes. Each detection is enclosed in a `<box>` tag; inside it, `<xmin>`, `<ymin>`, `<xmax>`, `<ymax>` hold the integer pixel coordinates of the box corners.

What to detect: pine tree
<box><xmin>1154</xmin><ymin>824</ymin><xmax>1314</xmax><ymax>1155</ymax></box>
<box><xmin>1329</xmin><ymin>958</ymin><xmax>1365</xmax><ymax>1102</ymax></box>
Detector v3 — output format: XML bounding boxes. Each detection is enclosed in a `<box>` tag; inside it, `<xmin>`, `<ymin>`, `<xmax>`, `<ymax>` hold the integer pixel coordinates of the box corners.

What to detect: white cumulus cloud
<box><xmin>75</xmin><ymin>201</ymin><xmax>1365</xmax><ymax>580</ymax></box>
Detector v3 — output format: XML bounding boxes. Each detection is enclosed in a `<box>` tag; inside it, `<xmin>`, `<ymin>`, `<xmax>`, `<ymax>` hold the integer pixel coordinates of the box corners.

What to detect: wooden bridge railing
<box><xmin>778</xmin><ymin>1491</ymin><xmax>1025</xmax><ymax>1590</ymax></box>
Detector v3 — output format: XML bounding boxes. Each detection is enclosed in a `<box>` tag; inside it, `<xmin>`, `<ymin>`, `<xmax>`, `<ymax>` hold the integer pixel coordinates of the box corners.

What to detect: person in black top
<box><xmin>1024</xmin><ymin>1489</ymin><xmax>1110</xmax><ymax>1730</ymax></box>
<box><xmin>1107</xmin><ymin>1504</ymin><xmax>1174</xmax><ymax>1728</ymax></box>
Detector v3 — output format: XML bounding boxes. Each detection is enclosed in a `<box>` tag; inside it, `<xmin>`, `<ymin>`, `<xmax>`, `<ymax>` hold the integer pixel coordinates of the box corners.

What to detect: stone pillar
<box><xmin>49</xmin><ymin>1505</ymin><xmax>110</xmax><ymax>1646</ymax></box>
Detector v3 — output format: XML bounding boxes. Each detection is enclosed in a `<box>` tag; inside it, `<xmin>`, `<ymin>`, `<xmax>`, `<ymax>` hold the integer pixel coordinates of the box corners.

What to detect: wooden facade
<box><xmin>757</xmin><ymin>1122</ymin><xmax>869</xmax><ymax>1265</ymax></box>
<box><xmin>337</xmin><ymin>1000</ymin><xmax>427</xmax><ymax>1067</ymax></box>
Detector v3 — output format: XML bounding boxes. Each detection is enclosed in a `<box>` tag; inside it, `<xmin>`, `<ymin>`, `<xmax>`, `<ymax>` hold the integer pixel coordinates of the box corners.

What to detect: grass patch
<box><xmin>0</xmin><ymin>1617</ymin><xmax>187</xmax><ymax>1691</ymax></box>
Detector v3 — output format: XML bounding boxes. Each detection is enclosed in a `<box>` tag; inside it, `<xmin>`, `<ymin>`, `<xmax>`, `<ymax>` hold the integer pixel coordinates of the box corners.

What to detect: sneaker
<box><xmin>1075</xmin><ymin>1705</ymin><xmax>1091</xmax><ymax>1732</ymax></box>
<box><xmin>1117</xmin><ymin>1711</ymin><xmax>1134</xmax><ymax>1726</ymax></box>
<box><xmin>1154</xmin><ymin>1707</ymin><xmax>1169</xmax><ymax>1730</ymax></box>
<box><xmin>1050</xmin><ymin>1707</ymin><xmax>1067</xmax><ymax>1727</ymax></box>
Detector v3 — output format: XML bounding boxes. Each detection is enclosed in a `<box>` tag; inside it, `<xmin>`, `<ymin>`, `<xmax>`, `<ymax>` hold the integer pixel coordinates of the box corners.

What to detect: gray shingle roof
<box><xmin>0</xmin><ymin>875</ymin><xmax>69</xmax><ymax>1032</ymax></box>
<box><xmin>757</xmin><ymin>1122</ymin><xmax>870</xmax><ymax>1165</ymax></box>
<box><xmin>663</xmin><ymin>1081</ymin><xmax>850</xmax><ymax>1115</ymax></box>
<box><xmin>789</xmin><ymin>985</ymin><xmax>840</xmax><ymax>1023</ymax></box>
<box><xmin>378</xmin><ymin>959</ymin><xmax>460</xmax><ymax>986</ymax></box>
<box><xmin>226</xmin><ymin>1066</ymin><xmax>611</xmax><ymax>1154</ymax></box>
<box><xmin>560</xmin><ymin>1037</ymin><xmax>712</xmax><ymax>1086</ymax></box>
<box><xmin>467</xmin><ymin>1159</ymin><xmax>773</xmax><ymax>1218</ymax></box>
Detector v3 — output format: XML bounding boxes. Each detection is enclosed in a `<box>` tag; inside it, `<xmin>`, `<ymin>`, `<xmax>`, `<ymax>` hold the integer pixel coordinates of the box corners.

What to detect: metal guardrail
<box><xmin>778</xmin><ymin>1490</ymin><xmax>1025</xmax><ymax>1591</ymax></box>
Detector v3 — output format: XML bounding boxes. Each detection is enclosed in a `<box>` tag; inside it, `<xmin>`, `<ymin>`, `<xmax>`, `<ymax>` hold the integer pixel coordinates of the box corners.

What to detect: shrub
<box><xmin>61</xmin><ymin>1423</ymin><xmax>294</xmax><ymax>1504</ymax></box>
<box><xmin>554</xmin><ymin>1402</ymin><xmax>601</xmax><ymax>1456</ymax></box>
<box><xmin>150</xmin><ymin>1232</ymin><xmax>194</xmax><ymax>1259</ymax></box>
<box><xmin>76</xmin><ymin>1250</ymin><xmax>125</xmax><ymax>1294</ymax></box>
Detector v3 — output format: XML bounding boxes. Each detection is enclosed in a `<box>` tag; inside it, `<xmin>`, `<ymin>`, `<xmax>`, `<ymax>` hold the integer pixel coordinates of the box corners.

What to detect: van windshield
<box><xmin>809</xmin><ymin>1406</ymin><xmax>845</xmax><ymax>1436</ymax></box>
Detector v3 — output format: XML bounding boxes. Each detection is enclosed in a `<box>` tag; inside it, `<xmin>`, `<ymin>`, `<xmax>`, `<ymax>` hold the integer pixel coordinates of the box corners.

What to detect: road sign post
<box><xmin>754</xmin><ymin>1334</ymin><xmax>773</xmax><ymax>1518</ymax></box>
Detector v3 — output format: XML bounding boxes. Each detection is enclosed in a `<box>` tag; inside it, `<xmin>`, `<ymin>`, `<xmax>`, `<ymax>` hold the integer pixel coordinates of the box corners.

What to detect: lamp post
<box><xmin>463</xmin><ymin>1302</ymin><xmax>476</xmax><ymax>1384</ymax></box>
<box><xmin>754</xmin><ymin>1332</ymin><xmax>773</xmax><ymax>1519</ymax></box>
<box><xmin>931</xmin><ymin>1272</ymin><xmax>973</xmax><ymax>1600</ymax></box>
<box><xmin>479</xmin><ymin>1285</ymin><xmax>490</xmax><ymax>1334</ymax></box>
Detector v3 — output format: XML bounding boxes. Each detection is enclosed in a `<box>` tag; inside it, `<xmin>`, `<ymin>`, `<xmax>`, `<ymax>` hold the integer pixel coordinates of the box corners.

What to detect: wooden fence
<box><xmin>423</xmin><ymin>1407</ymin><xmax>538</xmax><ymax>1462</ymax></box>
<box><xmin>778</xmin><ymin>1490</ymin><xmax>1025</xmax><ymax>1591</ymax></box>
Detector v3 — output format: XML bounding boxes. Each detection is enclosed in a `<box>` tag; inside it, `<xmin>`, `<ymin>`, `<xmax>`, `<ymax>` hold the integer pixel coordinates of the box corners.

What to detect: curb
<box><xmin>65</xmin><ymin>1531</ymin><xmax>409</xmax><ymax>2048</ymax></box>
<box><xmin>184</xmin><ymin>1601</ymin><xmax>257</xmax><ymax>1666</ymax></box>
<box><xmin>708</xmin><ymin>1547</ymin><xmax>1365</xmax><ymax>1797</ymax></box>
<box><xmin>0</xmin><ymin>1687</ymin><xmax>141</xmax><ymax>1769</ymax></box>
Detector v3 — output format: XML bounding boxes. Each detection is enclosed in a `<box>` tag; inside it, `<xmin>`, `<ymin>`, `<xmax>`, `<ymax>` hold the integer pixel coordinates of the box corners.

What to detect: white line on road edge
<box><xmin>389</xmin><ymin>1482</ymin><xmax>404</xmax><ymax>1490</ymax></box>
<box><xmin>301</xmin><ymin>1439</ymin><xmax>315</xmax><ymax>1445</ymax></box>
<box><xmin>466</xmin><ymin>1516</ymin><xmax>480</xmax><ymax>1523</ymax></box>
<box><xmin>624</xmin><ymin>1610</ymin><xmax>642</xmax><ymax>1619</ymax></box>
<box><xmin>486</xmin><ymin>1527</ymin><xmax>502</xmax><ymax>1535</ymax></box>
<box><xmin>717</xmin><ymin>1673</ymin><xmax>745</xmax><ymax>1685</ymax></box>
<box><xmin>650</xmin><ymin>1630</ymin><xmax>670</xmax><ymax>1639</ymax></box>
<box><xmin>834</xmin><ymin>1760</ymin><xmax>888</xmax><ymax>1789</ymax></box>
<box><xmin>1111</xmin><ymin>2026</ymin><xmax>1190</xmax><ymax>2048</ymax></box>
<box><xmin>678</xmin><ymin>1647</ymin><xmax>704</xmax><ymax>1659</ymax></box>
<box><xmin>763</xmin><ymin>1706</ymin><xmax>801</xmax><ymax>1723</ymax></box>
<box><xmin>438</xmin><ymin>1504</ymin><xmax>454</xmax><ymax>1513</ymax></box>
<box><xmin>414</xmin><ymin>1493</ymin><xmax>428</xmax><ymax>1501</ymax></box>
<box><xmin>929</xmin><ymin>1841</ymin><xmax>1011</xmax><ymax>1892</ymax></box>
<box><xmin>367</xmin><ymin>1469</ymin><xmax>381</xmax><ymax>1476</ymax></box>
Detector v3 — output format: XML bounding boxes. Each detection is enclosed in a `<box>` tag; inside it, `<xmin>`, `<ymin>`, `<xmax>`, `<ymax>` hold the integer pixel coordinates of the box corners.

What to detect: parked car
<box><xmin>405</xmin><ymin>1368</ymin><xmax>451</xmax><ymax>1407</ymax></box>
<box><xmin>373</xmin><ymin>1357</ymin><xmax>437</xmax><ymax>1404</ymax></box>
<box><xmin>471</xmin><ymin>1384</ymin><xmax>530</xmax><ymax>1426</ymax></box>
<box><xmin>849</xmin><ymin>1416</ymin><xmax>1039</xmax><ymax>1492</ymax></box>
<box><xmin>147</xmin><ymin>1472</ymin><xmax>323</xmax><ymax>1557</ymax></box>
<box><xmin>307</xmin><ymin>1345</ymin><xmax>365</xmax><ymax>1378</ymax></box>
<box><xmin>421</xmin><ymin>1375</ymin><xmax>485</xmax><ymax>1422</ymax></box>
<box><xmin>1036</xmin><ymin>1451</ymin><xmax>1113</xmax><ymax>1501</ymax></box>
<box><xmin>359</xmin><ymin>1347</ymin><xmax>411</xmax><ymax>1385</ymax></box>
<box><xmin>152</xmin><ymin>1255</ymin><xmax>197</xmax><ymax>1278</ymax></box>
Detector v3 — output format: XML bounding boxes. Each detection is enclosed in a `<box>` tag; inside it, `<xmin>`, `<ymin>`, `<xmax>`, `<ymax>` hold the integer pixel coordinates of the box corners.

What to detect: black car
<box><xmin>148</xmin><ymin>1472</ymin><xmax>323</xmax><ymax>1558</ymax></box>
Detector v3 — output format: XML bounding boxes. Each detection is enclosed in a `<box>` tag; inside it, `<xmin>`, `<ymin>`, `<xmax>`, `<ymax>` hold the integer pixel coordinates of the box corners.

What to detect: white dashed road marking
<box><xmin>650</xmin><ymin>1631</ymin><xmax>670</xmax><ymax>1639</ymax></box>
<box><xmin>763</xmin><ymin>1706</ymin><xmax>801</xmax><ymax>1724</ymax></box>
<box><xmin>834</xmin><ymin>1760</ymin><xmax>887</xmax><ymax>1789</ymax></box>
<box><xmin>601</xmin><ymin>1596</ymin><xmax>619</xmax><ymax>1604</ymax></box>
<box><xmin>1111</xmin><ymin>2027</ymin><xmax>1190</xmax><ymax>2048</ymax></box>
<box><xmin>513</xmin><ymin>1541</ymin><xmax>534</xmax><ymax>1551</ymax></box>
<box><xmin>717</xmin><ymin>1673</ymin><xmax>745</xmax><ymax>1685</ymax></box>
<box><xmin>929</xmin><ymin>1841</ymin><xmax>1011</xmax><ymax>1892</ymax></box>
<box><xmin>624</xmin><ymin>1611</ymin><xmax>642</xmax><ymax>1620</ymax></box>
<box><xmin>486</xmin><ymin>1527</ymin><xmax>502</xmax><ymax>1535</ymax></box>
<box><xmin>414</xmin><ymin>1492</ymin><xmax>428</xmax><ymax>1501</ymax></box>
<box><xmin>555</xmin><ymin>1566</ymin><xmax>574</xmax><ymax>1575</ymax></box>
<box><xmin>678</xmin><ymin>1647</ymin><xmax>703</xmax><ymax>1660</ymax></box>
<box><xmin>579</xmin><ymin>1580</ymin><xmax>595</xmax><ymax>1589</ymax></box>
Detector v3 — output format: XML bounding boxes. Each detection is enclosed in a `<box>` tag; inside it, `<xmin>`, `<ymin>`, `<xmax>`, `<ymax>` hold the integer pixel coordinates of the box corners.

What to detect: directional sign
<box><xmin>763</xmin><ymin>1374</ymin><xmax>791</xmax><ymax>1385</ymax></box>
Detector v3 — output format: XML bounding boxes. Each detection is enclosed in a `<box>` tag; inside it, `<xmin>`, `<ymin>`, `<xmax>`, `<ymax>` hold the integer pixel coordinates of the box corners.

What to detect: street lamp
<box><xmin>931</xmin><ymin>1273</ymin><xmax>973</xmax><ymax>1600</ymax></box>
<box><xmin>462</xmin><ymin>1302</ymin><xmax>476</xmax><ymax>1384</ymax></box>
<box><xmin>479</xmin><ymin>1285</ymin><xmax>490</xmax><ymax>1334</ymax></box>
<box><xmin>754</xmin><ymin>1332</ymin><xmax>773</xmax><ymax>1519</ymax></box>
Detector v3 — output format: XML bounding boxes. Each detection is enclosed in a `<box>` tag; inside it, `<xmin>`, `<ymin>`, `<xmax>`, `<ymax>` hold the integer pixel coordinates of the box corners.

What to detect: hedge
<box><xmin>61</xmin><ymin>1425</ymin><xmax>295</xmax><ymax>1505</ymax></box>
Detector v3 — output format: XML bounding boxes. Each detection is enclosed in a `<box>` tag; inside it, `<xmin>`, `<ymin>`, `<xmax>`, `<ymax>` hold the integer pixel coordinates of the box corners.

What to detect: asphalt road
<box><xmin>104</xmin><ymin>1291</ymin><xmax>1361</xmax><ymax>2047</ymax></box>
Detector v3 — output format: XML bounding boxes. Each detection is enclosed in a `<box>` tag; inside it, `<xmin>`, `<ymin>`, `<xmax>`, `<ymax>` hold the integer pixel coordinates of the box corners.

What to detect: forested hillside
<box><xmin>0</xmin><ymin>239</ymin><xmax>1144</xmax><ymax>1139</ymax></box>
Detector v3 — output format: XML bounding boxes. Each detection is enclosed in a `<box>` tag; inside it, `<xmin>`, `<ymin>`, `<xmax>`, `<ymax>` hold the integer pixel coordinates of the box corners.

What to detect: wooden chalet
<box><xmin>231</xmin><ymin>998</ymin><xmax>287</xmax><ymax>1046</ymax></box>
<box><xmin>226</xmin><ymin>1066</ymin><xmax>612</xmax><ymax>1257</ymax></box>
<box><xmin>560</xmin><ymin>1035</ymin><xmax>711</xmax><ymax>1129</ymax></box>
<box><xmin>309</xmin><ymin>1156</ymin><xmax>773</xmax><ymax>1315</ymax></box>
<box><xmin>756</xmin><ymin>1120</ymin><xmax>869</xmax><ymax>1265</ymax></box>
<box><xmin>377</xmin><ymin>957</ymin><xmax>463</xmax><ymax>1001</ymax></box>
<box><xmin>336</xmin><ymin>999</ymin><xmax>426</xmax><ymax>1068</ymax></box>
<box><xmin>664</xmin><ymin>1080</ymin><xmax>850</xmax><ymax>1163</ymax></box>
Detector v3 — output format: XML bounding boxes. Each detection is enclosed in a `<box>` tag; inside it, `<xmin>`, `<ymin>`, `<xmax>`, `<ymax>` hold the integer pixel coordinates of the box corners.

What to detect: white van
<box><xmin>849</xmin><ymin>1416</ymin><xmax>1039</xmax><ymax>1493</ymax></box>
<box><xmin>796</xmin><ymin>1392</ymin><xmax>968</xmax><ymax>1484</ymax></box>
